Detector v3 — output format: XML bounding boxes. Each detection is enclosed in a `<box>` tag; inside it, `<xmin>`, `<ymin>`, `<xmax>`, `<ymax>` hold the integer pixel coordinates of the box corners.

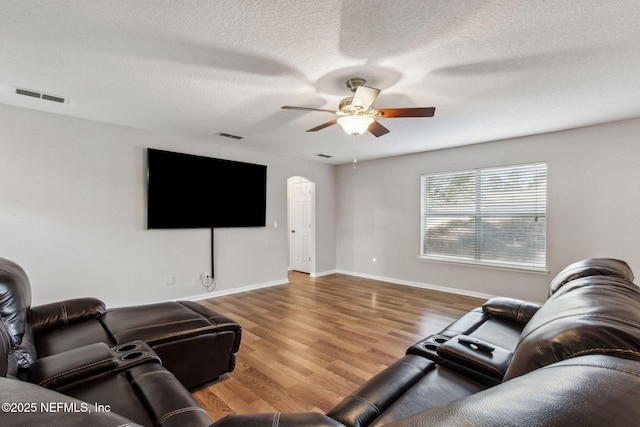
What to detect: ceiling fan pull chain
<box><xmin>352</xmin><ymin>134</ymin><xmax>358</xmax><ymax>169</ymax></box>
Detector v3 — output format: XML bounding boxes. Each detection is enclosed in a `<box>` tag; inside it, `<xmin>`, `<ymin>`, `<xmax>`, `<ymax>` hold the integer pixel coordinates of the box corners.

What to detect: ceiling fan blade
<box><xmin>307</xmin><ymin>119</ymin><xmax>338</xmax><ymax>132</ymax></box>
<box><xmin>351</xmin><ymin>86</ymin><xmax>380</xmax><ymax>111</ymax></box>
<box><xmin>368</xmin><ymin>120</ymin><xmax>390</xmax><ymax>137</ymax></box>
<box><xmin>282</xmin><ymin>106</ymin><xmax>338</xmax><ymax>114</ymax></box>
<box><xmin>374</xmin><ymin>107</ymin><xmax>436</xmax><ymax>118</ymax></box>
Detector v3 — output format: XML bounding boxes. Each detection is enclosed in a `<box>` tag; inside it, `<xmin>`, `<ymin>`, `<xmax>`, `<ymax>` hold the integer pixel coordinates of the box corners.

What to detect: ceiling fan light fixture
<box><xmin>337</xmin><ymin>115</ymin><xmax>374</xmax><ymax>136</ymax></box>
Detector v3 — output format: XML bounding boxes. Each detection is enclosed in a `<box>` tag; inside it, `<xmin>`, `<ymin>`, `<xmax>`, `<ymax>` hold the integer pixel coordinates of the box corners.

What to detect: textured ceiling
<box><xmin>2</xmin><ymin>1</ymin><xmax>640</xmax><ymax>164</ymax></box>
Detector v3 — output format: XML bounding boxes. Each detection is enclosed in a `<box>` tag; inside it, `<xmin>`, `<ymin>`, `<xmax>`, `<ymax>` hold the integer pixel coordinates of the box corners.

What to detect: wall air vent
<box><xmin>216</xmin><ymin>132</ymin><xmax>245</xmax><ymax>140</ymax></box>
<box><xmin>15</xmin><ymin>87</ymin><xmax>69</xmax><ymax>104</ymax></box>
<box><xmin>315</xmin><ymin>153</ymin><xmax>333</xmax><ymax>158</ymax></box>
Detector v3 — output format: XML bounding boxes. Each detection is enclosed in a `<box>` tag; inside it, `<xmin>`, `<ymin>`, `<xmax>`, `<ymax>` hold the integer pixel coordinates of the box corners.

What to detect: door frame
<box><xmin>287</xmin><ymin>176</ymin><xmax>316</xmax><ymax>275</ymax></box>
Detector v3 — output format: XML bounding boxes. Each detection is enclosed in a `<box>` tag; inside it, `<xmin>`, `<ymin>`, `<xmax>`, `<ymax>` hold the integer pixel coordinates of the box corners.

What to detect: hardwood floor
<box><xmin>192</xmin><ymin>272</ymin><xmax>484</xmax><ymax>421</ymax></box>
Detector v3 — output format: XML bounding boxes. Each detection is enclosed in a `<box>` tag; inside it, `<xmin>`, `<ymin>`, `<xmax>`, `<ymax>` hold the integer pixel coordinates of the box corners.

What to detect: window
<box><xmin>420</xmin><ymin>162</ymin><xmax>547</xmax><ymax>271</ymax></box>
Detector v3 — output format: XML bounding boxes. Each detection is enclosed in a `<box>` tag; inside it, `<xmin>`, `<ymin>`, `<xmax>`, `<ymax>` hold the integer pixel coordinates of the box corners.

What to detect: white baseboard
<box><xmin>310</xmin><ymin>269</ymin><xmax>337</xmax><ymax>278</ymax></box>
<box><xmin>335</xmin><ymin>270</ymin><xmax>496</xmax><ymax>301</ymax></box>
<box><xmin>183</xmin><ymin>278</ymin><xmax>289</xmax><ymax>302</ymax></box>
<box><xmin>179</xmin><ymin>270</ymin><xmax>495</xmax><ymax>303</ymax></box>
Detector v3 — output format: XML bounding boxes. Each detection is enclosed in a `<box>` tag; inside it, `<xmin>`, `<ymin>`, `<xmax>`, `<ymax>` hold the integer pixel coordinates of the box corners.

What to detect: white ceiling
<box><xmin>2</xmin><ymin>1</ymin><xmax>640</xmax><ymax>165</ymax></box>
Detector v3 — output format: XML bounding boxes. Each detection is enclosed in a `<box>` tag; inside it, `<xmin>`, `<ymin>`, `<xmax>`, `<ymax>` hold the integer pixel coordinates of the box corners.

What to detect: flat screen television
<box><xmin>147</xmin><ymin>148</ymin><xmax>267</xmax><ymax>229</ymax></box>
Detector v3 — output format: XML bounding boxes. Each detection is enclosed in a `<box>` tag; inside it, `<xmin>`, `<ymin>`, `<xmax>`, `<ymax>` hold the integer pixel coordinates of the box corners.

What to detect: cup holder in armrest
<box><xmin>122</xmin><ymin>351</ymin><xmax>145</xmax><ymax>361</ymax></box>
<box><xmin>116</xmin><ymin>343</ymin><xmax>139</xmax><ymax>353</ymax></box>
<box><xmin>111</xmin><ymin>340</ymin><xmax>161</xmax><ymax>370</ymax></box>
<box><xmin>407</xmin><ymin>334</ymin><xmax>452</xmax><ymax>361</ymax></box>
<box><xmin>423</xmin><ymin>335</ymin><xmax>450</xmax><ymax>350</ymax></box>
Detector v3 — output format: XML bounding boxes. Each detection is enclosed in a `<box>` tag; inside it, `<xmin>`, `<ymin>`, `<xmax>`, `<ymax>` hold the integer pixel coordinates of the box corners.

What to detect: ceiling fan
<box><xmin>282</xmin><ymin>78</ymin><xmax>435</xmax><ymax>137</ymax></box>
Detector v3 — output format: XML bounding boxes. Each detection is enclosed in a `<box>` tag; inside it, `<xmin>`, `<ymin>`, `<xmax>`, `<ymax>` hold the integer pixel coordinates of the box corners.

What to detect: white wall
<box><xmin>0</xmin><ymin>104</ymin><xmax>336</xmax><ymax>306</ymax></box>
<box><xmin>3</xmin><ymin>101</ymin><xmax>638</xmax><ymax>307</ymax></box>
<box><xmin>336</xmin><ymin>118</ymin><xmax>640</xmax><ymax>302</ymax></box>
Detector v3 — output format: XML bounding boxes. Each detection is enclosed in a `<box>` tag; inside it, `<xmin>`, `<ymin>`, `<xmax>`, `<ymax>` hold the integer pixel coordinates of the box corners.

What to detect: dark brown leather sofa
<box><xmin>213</xmin><ymin>258</ymin><xmax>640</xmax><ymax>427</ymax></box>
<box><xmin>0</xmin><ymin>256</ymin><xmax>242</xmax><ymax>426</ymax></box>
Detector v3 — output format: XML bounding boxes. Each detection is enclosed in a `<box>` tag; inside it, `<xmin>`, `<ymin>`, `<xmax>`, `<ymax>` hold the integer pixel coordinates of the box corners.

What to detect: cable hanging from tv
<box><xmin>200</xmin><ymin>227</ymin><xmax>217</xmax><ymax>292</ymax></box>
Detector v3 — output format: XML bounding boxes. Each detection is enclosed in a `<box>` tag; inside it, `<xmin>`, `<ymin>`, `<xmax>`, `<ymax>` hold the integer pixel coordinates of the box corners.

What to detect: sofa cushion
<box><xmin>505</xmin><ymin>275</ymin><xmax>640</xmax><ymax>380</ymax></box>
<box><xmin>99</xmin><ymin>302</ymin><xmax>218</xmax><ymax>345</ymax></box>
<box><xmin>35</xmin><ymin>318</ymin><xmax>114</xmax><ymax>357</ymax></box>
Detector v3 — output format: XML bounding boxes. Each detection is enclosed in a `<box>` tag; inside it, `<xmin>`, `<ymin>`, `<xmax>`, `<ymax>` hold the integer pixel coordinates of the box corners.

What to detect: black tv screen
<box><xmin>147</xmin><ymin>148</ymin><xmax>267</xmax><ymax>229</ymax></box>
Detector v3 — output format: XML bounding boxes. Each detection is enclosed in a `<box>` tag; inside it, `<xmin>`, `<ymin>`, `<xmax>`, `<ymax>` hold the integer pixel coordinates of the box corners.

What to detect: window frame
<box><xmin>419</xmin><ymin>162</ymin><xmax>548</xmax><ymax>273</ymax></box>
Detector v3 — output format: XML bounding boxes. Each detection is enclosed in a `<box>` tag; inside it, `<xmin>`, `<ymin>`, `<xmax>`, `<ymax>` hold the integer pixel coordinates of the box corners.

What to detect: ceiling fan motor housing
<box><xmin>346</xmin><ymin>78</ymin><xmax>366</xmax><ymax>92</ymax></box>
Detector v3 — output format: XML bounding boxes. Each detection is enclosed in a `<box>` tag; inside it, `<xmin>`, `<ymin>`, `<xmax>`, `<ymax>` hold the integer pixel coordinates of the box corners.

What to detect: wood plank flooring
<box><xmin>192</xmin><ymin>272</ymin><xmax>484</xmax><ymax>421</ymax></box>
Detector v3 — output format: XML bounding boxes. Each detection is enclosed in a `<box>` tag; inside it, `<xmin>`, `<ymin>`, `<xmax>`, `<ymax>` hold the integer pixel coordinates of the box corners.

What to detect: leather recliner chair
<box><xmin>0</xmin><ymin>290</ymin><xmax>213</xmax><ymax>426</ymax></box>
<box><xmin>0</xmin><ymin>256</ymin><xmax>241</xmax><ymax>389</ymax></box>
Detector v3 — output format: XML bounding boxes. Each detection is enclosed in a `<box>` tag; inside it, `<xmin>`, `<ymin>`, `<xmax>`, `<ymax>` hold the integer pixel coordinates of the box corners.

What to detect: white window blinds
<box><xmin>420</xmin><ymin>162</ymin><xmax>547</xmax><ymax>270</ymax></box>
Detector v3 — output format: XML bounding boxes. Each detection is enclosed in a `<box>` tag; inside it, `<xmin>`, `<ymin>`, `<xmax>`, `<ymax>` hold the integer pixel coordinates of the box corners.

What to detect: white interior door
<box><xmin>289</xmin><ymin>178</ymin><xmax>314</xmax><ymax>273</ymax></box>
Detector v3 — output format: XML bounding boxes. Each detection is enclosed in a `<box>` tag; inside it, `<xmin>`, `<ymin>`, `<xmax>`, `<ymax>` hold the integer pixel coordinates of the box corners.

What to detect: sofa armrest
<box><xmin>29</xmin><ymin>297</ymin><xmax>106</xmax><ymax>335</ymax></box>
<box><xmin>211</xmin><ymin>412</ymin><xmax>345</xmax><ymax>427</ymax></box>
<box><xmin>326</xmin><ymin>355</ymin><xmax>433</xmax><ymax>427</ymax></box>
<box><xmin>29</xmin><ymin>342</ymin><xmax>118</xmax><ymax>390</ymax></box>
<box><xmin>126</xmin><ymin>363</ymin><xmax>214</xmax><ymax>427</ymax></box>
<box><xmin>482</xmin><ymin>297</ymin><xmax>541</xmax><ymax>325</ymax></box>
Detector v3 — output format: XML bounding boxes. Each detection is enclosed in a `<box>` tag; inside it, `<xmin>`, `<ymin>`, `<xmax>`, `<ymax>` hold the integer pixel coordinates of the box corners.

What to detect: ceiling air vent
<box><xmin>15</xmin><ymin>87</ymin><xmax>69</xmax><ymax>104</ymax></box>
<box><xmin>216</xmin><ymin>132</ymin><xmax>244</xmax><ymax>140</ymax></box>
<box><xmin>315</xmin><ymin>153</ymin><xmax>333</xmax><ymax>158</ymax></box>
<box><xmin>15</xmin><ymin>88</ymin><xmax>40</xmax><ymax>98</ymax></box>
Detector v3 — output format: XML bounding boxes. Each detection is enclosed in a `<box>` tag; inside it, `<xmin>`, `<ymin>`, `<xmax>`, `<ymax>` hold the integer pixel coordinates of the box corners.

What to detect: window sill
<box><xmin>418</xmin><ymin>255</ymin><xmax>549</xmax><ymax>274</ymax></box>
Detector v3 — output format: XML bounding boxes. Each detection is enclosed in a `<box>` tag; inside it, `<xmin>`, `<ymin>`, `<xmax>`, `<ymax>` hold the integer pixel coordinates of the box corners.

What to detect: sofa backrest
<box><xmin>504</xmin><ymin>275</ymin><xmax>640</xmax><ymax>380</ymax></box>
<box><xmin>0</xmin><ymin>257</ymin><xmax>32</xmax><ymax>346</ymax></box>
<box><xmin>0</xmin><ymin>317</ymin><xmax>19</xmax><ymax>377</ymax></box>
<box><xmin>0</xmin><ymin>318</ymin><xmax>12</xmax><ymax>377</ymax></box>
<box><xmin>0</xmin><ymin>257</ymin><xmax>37</xmax><ymax>368</ymax></box>
<box><xmin>548</xmin><ymin>258</ymin><xmax>634</xmax><ymax>297</ymax></box>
